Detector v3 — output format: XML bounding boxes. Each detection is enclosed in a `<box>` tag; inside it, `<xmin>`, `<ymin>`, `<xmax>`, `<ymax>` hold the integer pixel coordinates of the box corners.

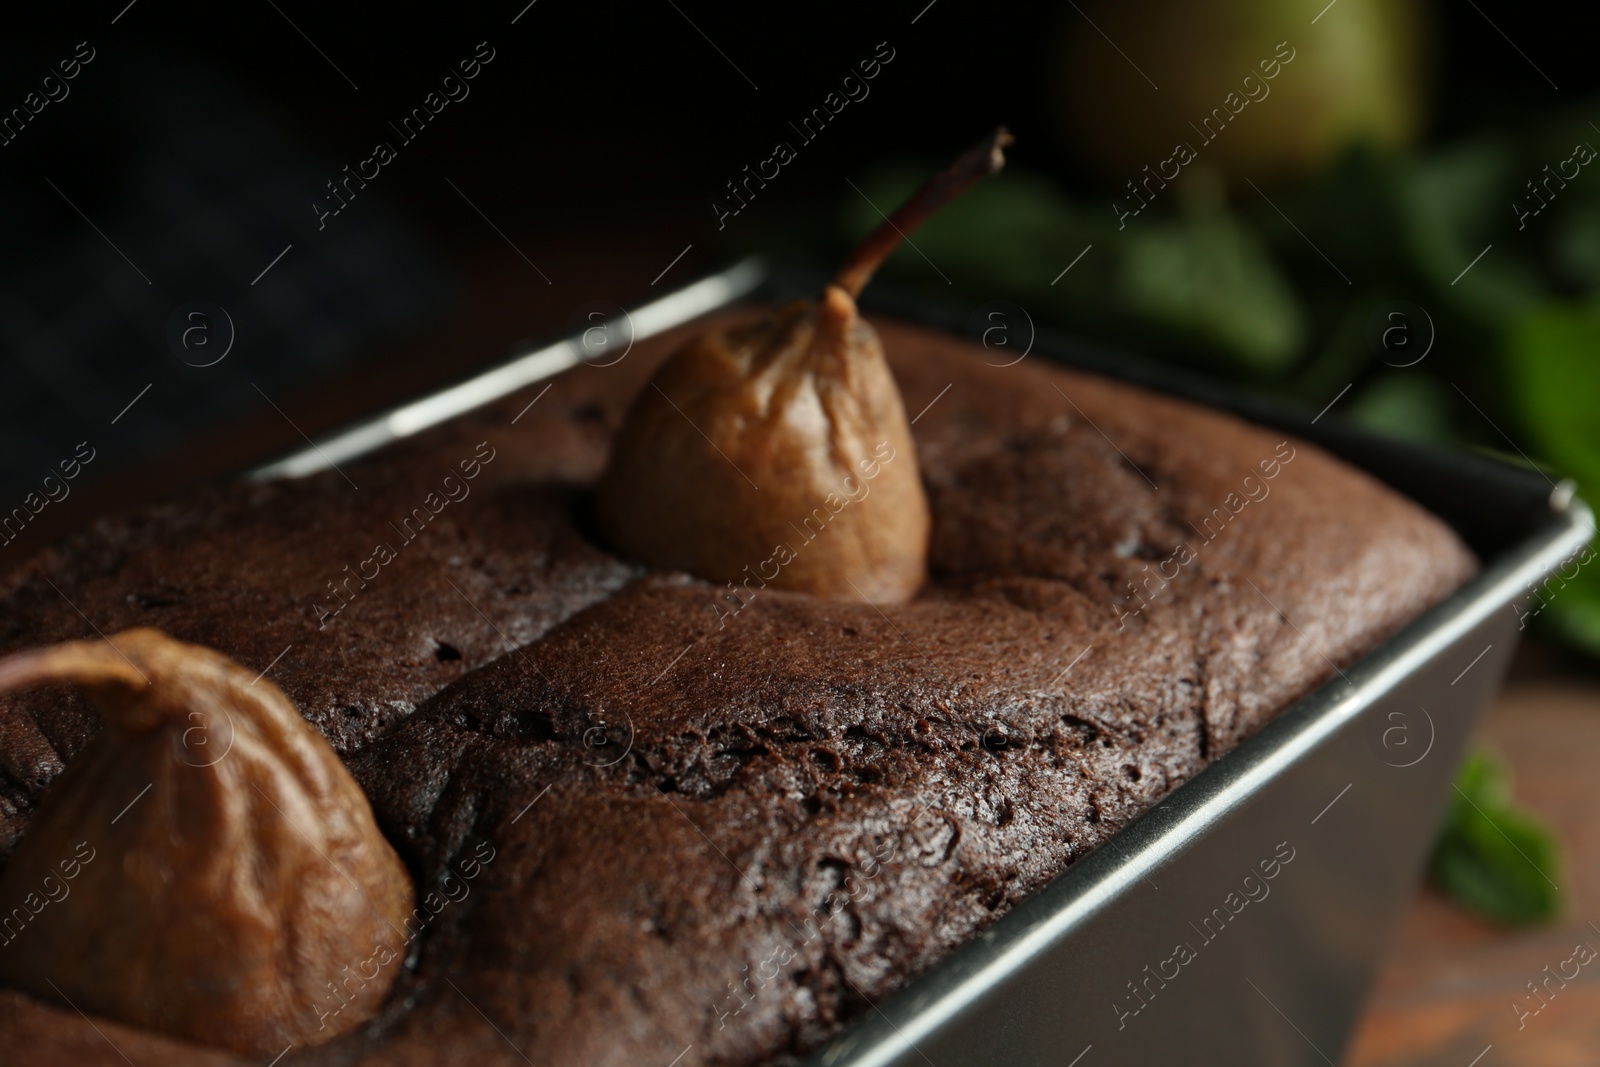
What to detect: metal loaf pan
<box><xmin>802</xmin><ymin>280</ymin><xmax>1595</xmax><ymax>1067</ymax></box>
<box><xmin>254</xmin><ymin>261</ymin><xmax>1594</xmax><ymax>1067</ymax></box>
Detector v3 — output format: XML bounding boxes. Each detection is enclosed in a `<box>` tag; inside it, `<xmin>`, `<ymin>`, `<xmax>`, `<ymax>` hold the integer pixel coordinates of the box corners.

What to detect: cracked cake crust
<box><xmin>0</xmin><ymin>314</ymin><xmax>1475</xmax><ymax>1066</ymax></box>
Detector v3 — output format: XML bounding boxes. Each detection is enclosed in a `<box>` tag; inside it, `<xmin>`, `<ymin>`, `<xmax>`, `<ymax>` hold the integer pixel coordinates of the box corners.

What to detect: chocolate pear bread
<box><xmin>0</xmin><ymin>307</ymin><xmax>1474</xmax><ymax>1065</ymax></box>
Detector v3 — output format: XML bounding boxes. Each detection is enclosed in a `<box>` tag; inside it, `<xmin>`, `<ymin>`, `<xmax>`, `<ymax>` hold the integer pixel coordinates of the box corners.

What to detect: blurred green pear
<box><xmin>1054</xmin><ymin>0</ymin><xmax>1432</xmax><ymax>186</ymax></box>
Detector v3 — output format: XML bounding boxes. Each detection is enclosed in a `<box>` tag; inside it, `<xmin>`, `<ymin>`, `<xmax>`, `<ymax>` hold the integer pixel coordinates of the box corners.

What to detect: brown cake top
<box><xmin>0</xmin><ymin>313</ymin><xmax>1475</xmax><ymax>1066</ymax></box>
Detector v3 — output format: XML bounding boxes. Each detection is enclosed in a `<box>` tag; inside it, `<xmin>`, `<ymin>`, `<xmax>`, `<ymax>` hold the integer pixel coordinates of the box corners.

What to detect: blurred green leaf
<box><xmin>1507</xmin><ymin>304</ymin><xmax>1600</xmax><ymax>484</ymax></box>
<box><xmin>1117</xmin><ymin>211</ymin><xmax>1305</xmax><ymax>372</ymax></box>
<box><xmin>1261</xmin><ymin>147</ymin><xmax>1412</xmax><ymax>287</ymax></box>
<box><xmin>1550</xmin><ymin>204</ymin><xmax>1600</xmax><ymax>291</ymax></box>
<box><xmin>1454</xmin><ymin>745</ymin><xmax>1510</xmax><ymax>807</ymax></box>
<box><xmin>1396</xmin><ymin>140</ymin><xmax>1508</xmax><ymax>276</ymax></box>
<box><xmin>1429</xmin><ymin>748</ymin><xmax>1562</xmax><ymax>925</ymax></box>
<box><xmin>1504</xmin><ymin>304</ymin><xmax>1600</xmax><ymax>651</ymax></box>
<box><xmin>1347</xmin><ymin>374</ymin><xmax>1455</xmax><ymax>443</ymax></box>
<box><xmin>1396</xmin><ymin>140</ymin><xmax>1545</xmax><ymax>324</ymax></box>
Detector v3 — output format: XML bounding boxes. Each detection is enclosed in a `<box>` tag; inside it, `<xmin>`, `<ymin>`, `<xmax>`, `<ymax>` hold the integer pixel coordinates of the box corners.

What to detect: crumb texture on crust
<box><xmin>0</xmin><ymin>314</ymin><xmax>1476</xmax><ymax>1066</ymax></box>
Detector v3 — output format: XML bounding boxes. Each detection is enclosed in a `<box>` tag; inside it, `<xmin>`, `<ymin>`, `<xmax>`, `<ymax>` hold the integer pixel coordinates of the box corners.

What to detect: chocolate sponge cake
<box><xmin>0</xmin><ymin>313</ymin><xmax>1475</xmax><ymax>1065</ymax></box>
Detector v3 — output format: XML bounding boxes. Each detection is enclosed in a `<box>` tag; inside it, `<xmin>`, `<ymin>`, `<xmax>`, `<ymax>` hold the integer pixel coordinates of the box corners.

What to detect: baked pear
<box><xmin>598</xmin><ymin>128</ymin><xmax>1012</xmax><ymax>604</ymax></box>
<box><xmin>0</xmin><ymin>628</ymin><xmax>414</xmax><ymax>1056</ymax></box>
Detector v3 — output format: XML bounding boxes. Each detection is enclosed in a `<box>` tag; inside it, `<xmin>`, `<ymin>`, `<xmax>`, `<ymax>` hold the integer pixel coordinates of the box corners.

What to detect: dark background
<box><xmin>0</xmin><ymin>0</ymin><xmax>1587</xmax><ymax>548</ymax></box>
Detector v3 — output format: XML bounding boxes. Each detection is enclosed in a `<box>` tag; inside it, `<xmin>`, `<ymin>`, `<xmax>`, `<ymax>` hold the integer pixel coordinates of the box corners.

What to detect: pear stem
<box><xmin>833</xmin><ymin>126</ymin><xmax>1013</xmax><ymax>299</ymax></box>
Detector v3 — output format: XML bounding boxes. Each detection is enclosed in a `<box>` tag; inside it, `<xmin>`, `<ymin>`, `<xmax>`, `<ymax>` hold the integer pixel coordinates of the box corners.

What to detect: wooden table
<box><xmin>1346</xmin><ymin>658</ymin><xmax>1600</xmax><ymax>1066</ymax></box>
